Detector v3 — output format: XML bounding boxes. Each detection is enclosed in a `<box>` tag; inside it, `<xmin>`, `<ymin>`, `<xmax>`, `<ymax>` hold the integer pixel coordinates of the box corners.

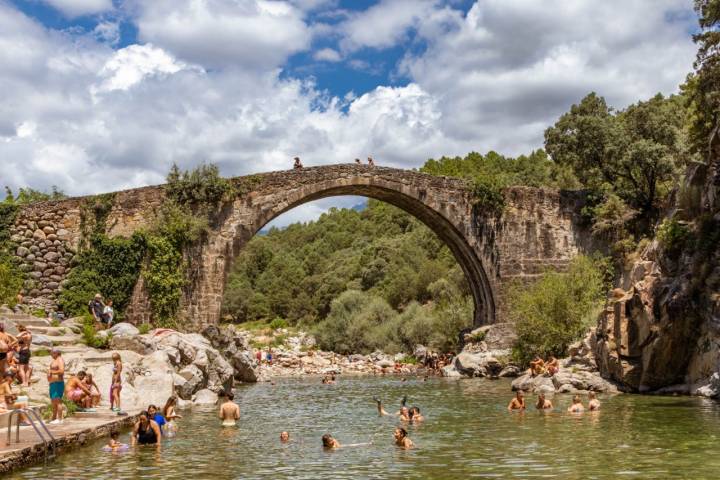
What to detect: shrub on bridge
<box><xmin>510</xmin><ymin>255</ymin><xmax>606</xmax><ymax>367</ymax></box>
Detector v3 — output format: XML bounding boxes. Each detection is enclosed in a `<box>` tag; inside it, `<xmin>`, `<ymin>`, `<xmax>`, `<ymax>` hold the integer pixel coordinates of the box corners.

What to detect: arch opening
<box><xmin>220</xmin><ymin>181</ymin><xmax>495</xmax><ymax>329</ymax></box>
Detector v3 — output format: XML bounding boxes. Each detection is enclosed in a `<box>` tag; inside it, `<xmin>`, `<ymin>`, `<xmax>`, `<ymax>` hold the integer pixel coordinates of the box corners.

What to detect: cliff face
<box><xmin>594</xmin><ymin>138</ymin><xmax>720</xmax><ymax>394</ymax></box>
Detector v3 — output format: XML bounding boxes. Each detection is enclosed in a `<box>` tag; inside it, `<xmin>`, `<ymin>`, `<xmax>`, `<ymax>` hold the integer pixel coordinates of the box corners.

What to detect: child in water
<box><xmin>104</xmin><ymin>431</ymin><xmax>127</xmax><ymax>452</ymax></box>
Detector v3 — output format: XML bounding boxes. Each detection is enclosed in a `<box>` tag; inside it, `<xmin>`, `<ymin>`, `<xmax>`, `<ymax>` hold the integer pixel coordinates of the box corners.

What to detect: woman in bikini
<box><xmin>110</xmin><ymin>353</ymin><xmax>123</xmax><ymax>412</ymax></box>
<box><xmin>16</xmin><ymin>324</ymin><xmax>32</xmax><ymax>387</ymax></box>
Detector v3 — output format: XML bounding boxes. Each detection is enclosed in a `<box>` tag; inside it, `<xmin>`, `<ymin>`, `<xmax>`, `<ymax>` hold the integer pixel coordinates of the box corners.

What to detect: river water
<box><xmin>9</xmin><ymin>376</ymin><xmax>720</xmax><ymax>479</ymax></box>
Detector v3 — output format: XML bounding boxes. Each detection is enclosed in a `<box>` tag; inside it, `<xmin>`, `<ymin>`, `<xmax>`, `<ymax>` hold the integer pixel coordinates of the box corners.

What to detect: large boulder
<box><xmin>202</xmin><ymin>325</ymin><xmax>258</xmax><ymax>383</ymax></box>
<box><xmin>31</xmin><ymin>334</ymin><xmax>53</xmax><ymax>347</ymax></box>
<box><xmin>177</xmin><ymin>364</ymin><xmax>205</xmax><ymax>399</ymax></box>
<box><xmin>109</xmin><ymin>322</ymin><xmax>140</xmax><ymax>337</ymax></box>
<box><xmin>110</xmin><ymin>334</ymin><xmax>154</xmax><ymax>355</ymax></box>
<box><xmin>511</xmin><ymin>373</ymin><xmax>555</xmax><ymax>393</ymax></box>
<box><xmin>193</xmin><ymin>388</ymin><xmax>218</xmax><ymax>405</ymax></box>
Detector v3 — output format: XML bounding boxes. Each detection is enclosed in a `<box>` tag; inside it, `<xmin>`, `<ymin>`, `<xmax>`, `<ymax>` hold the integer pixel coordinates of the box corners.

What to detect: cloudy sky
<box><xmin>0</xmin><ymin>0</ymin><xmax>698</xmax><ymax>227</ymax></box>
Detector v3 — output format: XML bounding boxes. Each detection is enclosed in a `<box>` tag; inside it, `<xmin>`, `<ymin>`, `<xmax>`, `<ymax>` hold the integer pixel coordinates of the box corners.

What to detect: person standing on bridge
<box><xmin>367</xmin><ymin>156</ymin><xmax>375</xmax><ymax>166</ymax></box>
<box><xmin>293</xmin><ymin>157</ymin><xmax>303</xmax><ymax>169</ymax></box>
<box><xmin>355</xmin><ymin>158</ymin><xmax>361</xmax><ymax>165</ymax></box>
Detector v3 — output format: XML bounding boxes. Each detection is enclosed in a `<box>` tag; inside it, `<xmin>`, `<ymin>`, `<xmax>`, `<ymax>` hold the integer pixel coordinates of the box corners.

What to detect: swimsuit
<box><xmin>69</xmin><ymin>387</ymin><xmax>84</xmax><ymax>401</ymax></box>
<box><xmin>49</xmin><ymin>381</ymin><xmax>64</xmax><ymax>400</ymax></box>
<box><xmin>18</xmin><ymin>349</ymin><xmax>30</xmax><ymax>365</ymax></box>
<box><xmin>137</xmin><ymin>423</ymin><xmax>158</xmax><ymax>445</ymax></box>
<box><xmin>221</xmin><ymin>419</ymin><xmax>237</xmax><ymax>427</ymax></box>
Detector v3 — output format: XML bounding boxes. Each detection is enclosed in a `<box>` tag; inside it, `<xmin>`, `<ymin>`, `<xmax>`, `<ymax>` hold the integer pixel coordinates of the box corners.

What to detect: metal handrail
<box><xmin>5</xmin><ymin>408</ymin><xmax>56</xmax><ymax>464</ymax></box>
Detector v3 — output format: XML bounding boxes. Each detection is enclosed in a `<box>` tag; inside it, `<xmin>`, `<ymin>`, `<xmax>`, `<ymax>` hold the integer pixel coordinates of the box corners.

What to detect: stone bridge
<box><xmin>8</xmin><ymin>165</ymin><xmax>589</xmax><ymax>327</ymax></box>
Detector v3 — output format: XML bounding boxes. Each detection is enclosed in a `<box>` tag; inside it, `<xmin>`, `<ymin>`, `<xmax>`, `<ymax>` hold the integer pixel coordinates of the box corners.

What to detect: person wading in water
<box><xmin>219</xmin><ymin>391</ymin><xmax>240</xmax><ymax>427</ymax></box>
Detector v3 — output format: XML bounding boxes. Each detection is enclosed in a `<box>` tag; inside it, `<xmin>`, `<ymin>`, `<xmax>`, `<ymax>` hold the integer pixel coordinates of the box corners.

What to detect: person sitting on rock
<box><xmin>393</xmin><ymin>427</ymin><xmax>413</xmax><ymax>449</ymax></box>
<box><xmin>0</xmin><ymin>371</ymin><xmax>30</xmax><ymax>425</ymax></box>
<box><xmin>219</xmin><ymin>391</ymin><xmax>240</xmax><ymax>427</ymax></box>
<box><xmin>528</xmin><ymin>356</ymin><xmax>546</xmax><ymax>376</ymax></box>
<box><xmin>293</xmin><ymin>157</ymin><xmax>303</xmax><ymax>169</ymax></box>
<box><xmin>507</xmin><ymin>390</ymin><xmax>526</xmax><ymax>412</ymax></box>
<box><xmin>546</xmin><ymin>356</ymin><xmax>560</xmax><ymax>376</ymax></box>
<box><xmin>355</xmin><ymin>158</ymin><xmax>361</xmax><ymax>165</ymax></box>
<box><xmin>588</xmin><ymin>391</ymin><xmax>601</xmax><ymax>411</ymax></box>
<box><xmin>535</xmin><ymin>392</ymin><xmax>553</xmax><ymax>410</ymax></box>
<box><xmin>83</xmin><ymin>372</ymin><xmax>101</xmax><ymax>408</ymax></box>
<box><xmin>567</xmin><ymin>395</ymin><xmax>585</xmax><ymax>414</ymax></box>
<box><xmin>65</xmin><ymin>371</ymin><xmax>93</xmax><ymax>409</ymax></box>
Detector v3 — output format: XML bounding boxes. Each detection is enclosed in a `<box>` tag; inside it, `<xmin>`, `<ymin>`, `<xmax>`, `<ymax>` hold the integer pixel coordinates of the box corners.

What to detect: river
<box><xmin>9</xmin><ymin>376</ymin><xmax>720</xmax><ymax>479</ymax></box>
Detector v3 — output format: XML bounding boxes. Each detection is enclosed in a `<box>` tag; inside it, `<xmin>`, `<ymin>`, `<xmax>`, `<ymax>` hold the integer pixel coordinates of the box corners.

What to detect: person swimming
<box><xmin>588</xmin><ymin>391</ymin><xmax>601</xmax><ymax>411</ymax></box>
<box><xmin>567</xmin><ymin>395</ymin><xmax>585</xmax><ymax>413</ymax></box>
<box><xmin>393</xmin><ymin>427</ymin><xmax>413</xmax><ymax>449</ymax></box>
<box><xmin>280</xmin><ymin>431</ymin><xmax>290</xmax><ymax>443</ymax></box>
<box><xmin>219</xmin><ymin>391</ymin><xmax>240</xmax><ymax>426</ymax></box>
<box><xmin>409</xmin><ymin>406</ymin><xmax>424</xmax><ymax>422</ymax></box>
<box><xmin>535</xmin><ymin>392</ymin><xmax>553</xmax><ymax>410</ymax></box>
<box><xmin>375</xmin><ymin>397</ymin><xmax>410</xmax><ymax>421</ymax></box>
<box><xmin>104</xmin><ymin>430</ymin><xmax>128</xmax><ymax>452</ymax></box>
<box><xmin>322</xmin><ymin>433</ymin><xmax>341</xmax><ymax>449</ymax></box>
<box><xmin>507</xmin><ymin>391</ymin><xmax>526</xmax><ymax>411</ymax></box>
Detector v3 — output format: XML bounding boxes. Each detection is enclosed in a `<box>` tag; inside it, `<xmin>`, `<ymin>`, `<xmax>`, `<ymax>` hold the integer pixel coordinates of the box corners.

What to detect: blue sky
<box><xmin>0</xmin><ymin>0</ymin><xmax>699</xmax><ymax>227</ymax></box>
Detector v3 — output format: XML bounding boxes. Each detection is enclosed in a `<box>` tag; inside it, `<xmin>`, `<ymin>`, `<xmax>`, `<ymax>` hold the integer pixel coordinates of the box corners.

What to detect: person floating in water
<box><xmin>535</xmin><ymin>392</ymin><xmax>553</xmax><ymax>410</ymax></box>
<box><xmin>507</xmin><ymin>391</ymin><xmax>526</xmax><ymax>411</ymax></box>
<box><xmin>588</xmin><ymin>391</ymin><xmax>601</xmax><ymax>411</ymax></box>
<box><xmin>105</xmin><ymin>430</ymin><xmax>128</xmax><ymax>452</ymax></box>
<box><xmin>393</xmin><ymin>427</ymin><xmax>413</xmax><ymax>449</ymax></box>
<box><xmin>219</xmin><ymin>391</ymin><xmax>240</xmax><ymax>426</ymax></box>
<box><xmin>280</xmin><ymin>431</ymin><xmax>290</xmax><ymax>443</ymax></box>
<box><xmin>293</xmin><ymin>157</ymin><xmax>303</xmax><ymax>169</ymax></box>
<box><xmin>567</xmin><ymin>395</ymin><xmax>585</xmax><ymax>413</ymax></box>
<box><xmin>375</xmin><ymin>396</ymin><xmax>410</xmax><ymax>421</ymax></box>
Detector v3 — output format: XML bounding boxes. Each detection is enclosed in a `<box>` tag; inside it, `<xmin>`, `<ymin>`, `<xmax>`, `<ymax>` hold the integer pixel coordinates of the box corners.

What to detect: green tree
<box><xmin>510</xmin><ymin>255</ymin><xmax>606</xmax><ymax>366</ymax></box>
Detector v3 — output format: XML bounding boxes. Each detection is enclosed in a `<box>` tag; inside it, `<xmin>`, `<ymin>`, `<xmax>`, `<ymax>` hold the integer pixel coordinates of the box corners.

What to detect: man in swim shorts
<box><xmin>48</xmin><ymin>348</ymin><xmax>65</xmax><ymax>424</ymax></box>
<box><xmin>219</xmin><ymin>391</ymin><xmax>240</xmax><ymax>426</ymax></box>
<box><xmin>588</xmin><ymin>391</ymin><xmax>601</xmax><ymax>411</ymax></box>
<box><xmin>507</xmin><ymin>390</ymin><xmax>526</xmax><ymax>411</ymax></box>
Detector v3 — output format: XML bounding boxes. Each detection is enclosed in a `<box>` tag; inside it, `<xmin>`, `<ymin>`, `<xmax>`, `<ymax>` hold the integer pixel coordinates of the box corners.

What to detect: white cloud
<box><xmin>338</xmin><ymin>0</ymin><xmax>437</xmax><ymax>52</ymax></box>
<box><xmin>313</xmin><ymin>47</ymin><xmax>341</xmax><ymax>62</ymax></box>
<box><xmin>0</xmin><ymin>0</ymin><xmax>700</xmax><ymax>231</ymax></box>
<box><xmin>130</xmin><ymin>0</ymin><xmax>312</xmax><ymax>70</ymax></box>
<box><xmin>92</xmin><ymin>44</ymin><xmax>190</xmax><ymax>94</ymax></box>
<box><xmin>42</xmin><ymin>0</ymin><xmax>114</xmax><ymax>17</ymax></box>
<box><xmin>93</xmin><ymin>21</ymin><xmax>120</xmax><ymax>46</ymax></box>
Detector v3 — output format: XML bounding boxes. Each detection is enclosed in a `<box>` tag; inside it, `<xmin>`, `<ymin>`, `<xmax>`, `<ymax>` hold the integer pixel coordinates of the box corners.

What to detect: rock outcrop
<box><xmin>202</xmin><ymin>325</ymin><xmax>259</xmax><ymax>382</ymax></box>
<box><xmin>594</xmin><ymin>159</ymin><xmax>720</xmax><ymax>395</ymax></box>
<box><xmin>445</xmin><ymin>323</ymin><xmax>519</xmax><ymax>378</ymax></box>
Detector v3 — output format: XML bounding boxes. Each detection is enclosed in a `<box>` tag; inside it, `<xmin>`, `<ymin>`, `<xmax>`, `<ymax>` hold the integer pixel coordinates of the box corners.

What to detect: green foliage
<box><xmin>58</xmin><ymin>233</ymin><xmax>146</xmax><ymax>317</ymax></box>
<box><xmin>688</xmin><ymin>0</ymin><xmax>720</xmax><ymax>154</ymax></box>
<box><xmin>657</xmin><ymin>218</ymin><xmax>692</xmax><ymax>256</ymax></box>
<box><xmin>143</xmin><ymin>234</ymin><xmax>185</xmax><ymax>327</ymax></box>
<box><xmin>165</xmin><ymin>163</ymin><xmax>233</xmax><ymax>207</ymax></box>
<box><xmin>81</xmin><ymin>319</ymin><xmax>111</xmax><ymax>349</ymax></box>
<box><xmin>510</xmin><ymin>255</ymin><xmax>606</xmax><ymax>366</ymax></box>
<box><xmin>138</xmin><ymin>323</ymin><xmax>151</xmax><ymax>334</ymax></box>
<box><xmin>3</xmin><ymin>186</ymin><xmax>66</xmax><ymax>205</ymax></box>
<box><xmin>269</xmin><ymin>317</ymin><xmax>289</xmax><ymax>330</ymax></box>
<box><xmin>0</xmin><ymin>261</ymin><xmax>23</xmax><ymax>308</ymax></box>
<box><xmin>420</xmin><ymin>150</ymin><xmax>576</xmax><ymax>213</ymax></box>
<box><xmin>544</xmin><ymin>92</ymin><xmax>690</xmax><ymax>225</ymax></box>
<box><xmin>33</xmin><ymin>348</ymin><xmax>50</xmax><ymax>357</ymax></box>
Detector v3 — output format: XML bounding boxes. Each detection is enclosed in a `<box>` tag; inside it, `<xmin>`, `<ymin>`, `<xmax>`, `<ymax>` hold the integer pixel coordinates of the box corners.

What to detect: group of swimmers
<box><xmin>507</xmin><ymin>390</ymin><xmax>601</xmax><ymax>413</ymax></box>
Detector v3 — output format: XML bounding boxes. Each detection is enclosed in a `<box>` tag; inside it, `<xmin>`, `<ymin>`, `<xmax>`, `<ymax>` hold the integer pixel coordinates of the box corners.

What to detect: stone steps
<box><xmin>1</xmin><ymin>314</ymin><xmax>51</xmax><ymax>328</ymax></box>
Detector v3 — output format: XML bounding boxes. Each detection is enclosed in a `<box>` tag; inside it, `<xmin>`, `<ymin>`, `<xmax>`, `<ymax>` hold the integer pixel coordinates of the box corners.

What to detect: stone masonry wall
<box><xmin>7</xmin><ymin>165</ymin><xmax>590</xmax><ymax>324</ymax></box>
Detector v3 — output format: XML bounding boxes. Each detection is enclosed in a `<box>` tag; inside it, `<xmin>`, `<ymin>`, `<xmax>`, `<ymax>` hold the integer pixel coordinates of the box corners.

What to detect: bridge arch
<box><xmin>182</xmin><ymin>165</ymin><xmax>497</xmax><ymax>328</ymax></box>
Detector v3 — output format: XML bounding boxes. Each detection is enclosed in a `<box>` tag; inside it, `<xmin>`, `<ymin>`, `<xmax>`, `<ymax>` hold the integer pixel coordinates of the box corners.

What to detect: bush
<box><xmin>138</xmin><ymin>323</ymin><xmax>150</xmax><ymax>334</ymax></box>
<box><xmin>58</xmin><ymin>233</ymin><xmax>146</xmax><ymax>318</ymax></box>
<box><xmin>143</xmin><ymin>234</ymin><xmax>185</xmax><ymax>327</ymax></box>
<box><xmin>0</xmin><ymin>260</ymin><xmax>23</xmax><ymax>308</ymax></box>
<box><xmin>510</xmin><ymin>255</ymin><xmax>605</xmax><ymax>366</ymax></box>
<box><xmin>269</xmin><ymin>317</ymin><xmax>288</xmax><ymax>330</ymax></box>
<box><xmin>165</xmin><ymin>163</ymin><xmax>233</xmax><ymax>207</ymax></box>
<box><xmin>657</xmin><ymin>218</ymin><xmax>691</xmax><ymax>256</ymax></box>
